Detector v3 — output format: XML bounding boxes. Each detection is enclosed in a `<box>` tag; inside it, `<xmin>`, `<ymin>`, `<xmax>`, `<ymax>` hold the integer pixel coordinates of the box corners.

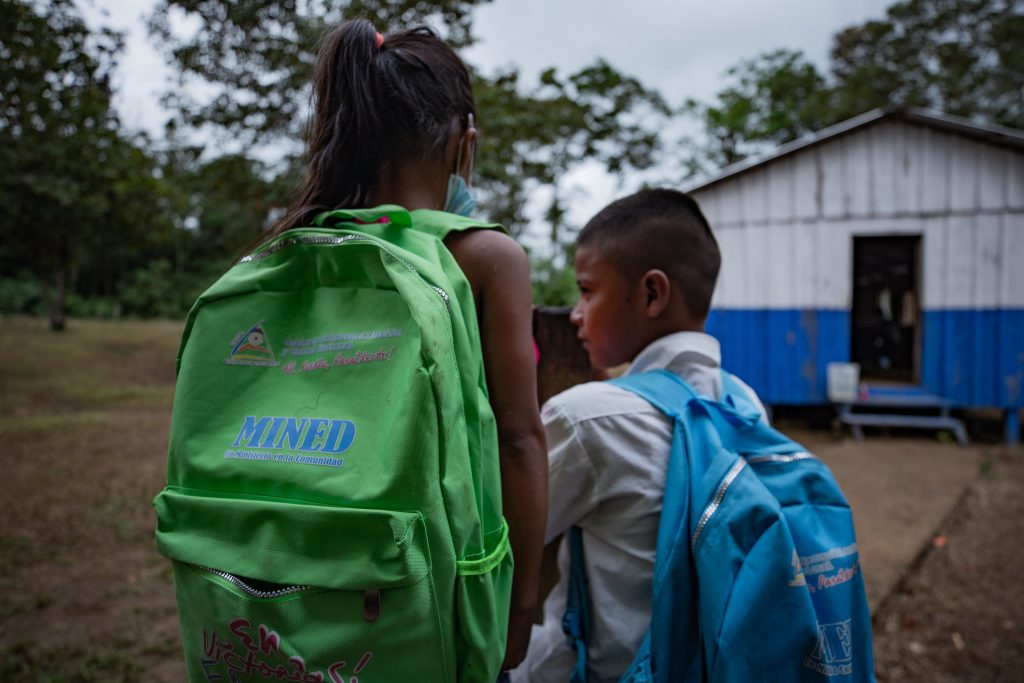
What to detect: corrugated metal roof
<box><xmin>685</xmin><ymin>107</ymin><xmax>1024</xmax><ymax>193</ymax></box>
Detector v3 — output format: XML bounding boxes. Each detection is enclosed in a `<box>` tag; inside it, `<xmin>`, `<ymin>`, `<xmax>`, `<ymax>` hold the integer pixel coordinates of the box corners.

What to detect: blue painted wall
<box><xmin>707</xmin><ymin>308</ymin><xmax>1024</xmax><ymax>408</ymax></box>
<box><xmin>921</xmin><ymin>310</ymin><xmax>1024</xmax><ymax>408</ymax></box>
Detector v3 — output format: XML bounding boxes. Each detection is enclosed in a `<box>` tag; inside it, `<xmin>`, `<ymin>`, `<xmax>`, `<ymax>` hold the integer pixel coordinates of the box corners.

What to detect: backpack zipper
<box><xmin>691</xmin><ymin>451</ymin><xmax>815</xmax><ymax>550</ymax></box>
<box><xmin>691</xmin><ymin>459</ymin><xmax>747</xmax><ymax>551</ymax></box>
<box><xmin>746</xmin><ymin>451</ymin><xmax>816</xmax><ymax>464</ymax></box>
<box><xmin>197</xmin><ymin>566</ymin><xmax>310</xmax><ymax>598</ymax></box>
<box><xmin>198</xmin><ymin>566</ymin><xmax>384</xmax><ymax>621</ymax></box>
<box><xmin>239</xmin><ymin>233</ymin><xmax>451</xmax><ymax>311</ymax></box>
<box><xmin>238</xmin><ymin>234</ymin><xmax>366</xmax><ymax>262</ymax></box>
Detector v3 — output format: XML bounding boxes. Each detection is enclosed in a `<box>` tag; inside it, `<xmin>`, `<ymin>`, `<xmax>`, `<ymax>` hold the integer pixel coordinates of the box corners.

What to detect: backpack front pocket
<box><xmin>155</xmin><ymin>488</ymin><xmax>451</xmax><ymax>682</ymax></box>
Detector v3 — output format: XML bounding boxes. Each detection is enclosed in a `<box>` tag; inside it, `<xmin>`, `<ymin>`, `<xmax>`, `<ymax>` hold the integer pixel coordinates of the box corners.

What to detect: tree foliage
<box><xmin>830</xmin><ymin>0</ymin><xmax>1024</xmax><ymax>128</ymax></box>
<box><xmin>685</xmin><ymin>49</ymin><xmax>831</xmax><ymax>170</ymax></box>
<box><xmin>0</xmin><ymin>0</ymin><xmax>170</xmax><ymax>329</ymax></box>
<box><xmin>147</xmin><ymin>0</ymin><xmax>669</xmax><ymax>244</ymax></box>
<box><xmin>147</xmin><ymin>0</ymin><xmax>488</xmax><ymax>146</ymax></box>
<box><xmin>473</xmin><ymin>60</ymin><xmax>668</xmax><ymax>237</ymax></box>
<box><xmin>684</xmin><ymin>0</ymin><xmax>1023</xmax><ymax>175</ymax></box>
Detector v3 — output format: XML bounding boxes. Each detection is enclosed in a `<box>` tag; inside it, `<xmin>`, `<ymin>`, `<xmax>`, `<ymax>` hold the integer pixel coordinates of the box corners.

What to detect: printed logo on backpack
<box><xmin>224</xmin><ymin>321</ymin><xmax>280</xmax><ymax>366</ymax></box>
<box><xmin>154</xmin><ymin>206</ymin><xmax>513</xmax><ymax>682</ymax></box>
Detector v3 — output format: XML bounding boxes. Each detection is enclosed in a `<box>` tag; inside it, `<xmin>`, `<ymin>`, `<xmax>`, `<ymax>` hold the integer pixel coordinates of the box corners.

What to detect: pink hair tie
<box><xmin>375</xmin><ymin>32</ymin><xmax>385</xmax><ymax>48</ymax></box>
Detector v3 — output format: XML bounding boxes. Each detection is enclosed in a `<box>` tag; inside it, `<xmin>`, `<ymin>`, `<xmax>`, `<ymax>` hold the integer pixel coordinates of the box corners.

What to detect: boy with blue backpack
<box><xmin>511</xmin><ymin>189</ymin><xmax>873</xmax><ymax>682</ymax></box>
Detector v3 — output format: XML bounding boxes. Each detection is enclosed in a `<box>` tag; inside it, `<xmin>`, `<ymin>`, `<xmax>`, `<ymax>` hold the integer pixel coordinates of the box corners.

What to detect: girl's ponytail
<box><xmin>267</xmin><ymin>19</ymin><xmax>475</xmax><ymax>237</ymax></box>
<box><xmin>308</xmin><ymin>19</ymin><xmax>381</xmax><ymax>211</ymax></box>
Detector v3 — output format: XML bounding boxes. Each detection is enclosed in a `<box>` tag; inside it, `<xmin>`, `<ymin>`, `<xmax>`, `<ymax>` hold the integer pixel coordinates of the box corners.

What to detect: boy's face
<box><xmin>570</xmin><ymin>245</ymin><xmax>649</xmax><ymax>369</ymax></box>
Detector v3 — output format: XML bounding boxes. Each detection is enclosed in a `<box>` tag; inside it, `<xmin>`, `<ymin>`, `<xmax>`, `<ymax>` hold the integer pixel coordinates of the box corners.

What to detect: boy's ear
<box><xmin>641</xmin><ymin>269</ymin><xmax>671</xmax><ymax>317</ymax></box>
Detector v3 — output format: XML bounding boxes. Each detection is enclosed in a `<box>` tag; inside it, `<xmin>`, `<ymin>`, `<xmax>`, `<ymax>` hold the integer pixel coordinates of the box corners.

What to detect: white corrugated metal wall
<box><xmin>692</xmin><ymin>119</ymin><xmax>1024</xmax><ymax>407</ymax></box>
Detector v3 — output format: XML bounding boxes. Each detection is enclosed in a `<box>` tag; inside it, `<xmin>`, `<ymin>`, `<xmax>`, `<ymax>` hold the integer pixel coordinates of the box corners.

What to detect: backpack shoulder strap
<box><xmin>310</xmin><ymin>204</ymin><xmax>414</xmax><ymax>228</ymax></box>
<box><xmin>609</xmin><ymin>369</ymin><xmax>699</xmax><ymax>420</ymax></box>
<box><xmin>561</xmin><ymin>370</ymin><xmax>704</xmax><ymax>682</ymax></box>
<box><xmin>562</xmin><ymin>526</ymin><xmax>592</xmax><ymax>683</ymax></box>
<box><xmin>308</xmin><ymin>205</ymin><xmax>506</xmax><ymax>236</ymax></box>
<box><xmin>408</xmin><ymin>208</ymin><xmax>507</xmax><ymax>241</ymax></box>
<box><xmin>610</xmin><ymin>370</ymin><xmax>704</xmax><ymax>557</ymax></box>
<box><xmin>719</xmin><ymin>370</ymin><xmax>764</xmax><ymax>419</ymax></box>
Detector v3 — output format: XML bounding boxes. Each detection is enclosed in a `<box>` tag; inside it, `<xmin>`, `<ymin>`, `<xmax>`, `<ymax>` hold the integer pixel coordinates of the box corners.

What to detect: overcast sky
<box><xmin>81</xmin><ymin>0</ymin><xmax>896</xmax><ymax>236</ymax></box>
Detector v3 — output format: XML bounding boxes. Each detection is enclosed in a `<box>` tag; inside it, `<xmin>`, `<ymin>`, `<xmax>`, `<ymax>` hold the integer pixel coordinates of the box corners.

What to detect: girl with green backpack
<box><xmin>155</xmin><ymin>19</ymin><xmax>546</xmax><ymax>682</ymax></box>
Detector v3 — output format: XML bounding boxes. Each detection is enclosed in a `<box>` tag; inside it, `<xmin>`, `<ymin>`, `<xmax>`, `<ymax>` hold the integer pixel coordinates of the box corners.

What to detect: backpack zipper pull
<box><xmin>362</xmin><ymin>589</ymin><xmax>381</xmax><ymax>622</ymax></box>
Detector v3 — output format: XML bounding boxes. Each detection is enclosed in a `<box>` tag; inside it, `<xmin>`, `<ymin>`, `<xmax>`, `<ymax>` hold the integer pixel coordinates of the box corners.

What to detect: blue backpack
<box><xmin>562</xmin><ymin>369</ymin><xmax>874</xmax><ymax>682</ymax></box>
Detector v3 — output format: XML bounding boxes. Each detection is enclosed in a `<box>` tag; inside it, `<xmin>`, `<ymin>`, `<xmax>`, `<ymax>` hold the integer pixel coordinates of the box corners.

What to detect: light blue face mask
<box><xmin>444</xmin><ymin>173</ymin><xmax>476</xmax><ymax>217</ymax></box>
<box><xmin>444</xmin><ymin>114</ymin><xmax>477</xmax><ymax>217</ymax></box>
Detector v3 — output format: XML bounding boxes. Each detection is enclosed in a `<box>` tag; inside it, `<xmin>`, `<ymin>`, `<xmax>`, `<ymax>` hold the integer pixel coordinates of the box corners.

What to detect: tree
<box><xmin>683</xmin><ymin>49</ymin><xmax>832</xmax><ymax>172</ymax></box>
<box><xmin>0</xmin><ymin>0</ymin><xmax>187</xmax><ymax>327</ymax></box>
<box><xmin>830</xmin><ymin>0</ymin><xmax>1024</xmax><ymax>128</ymax></box>
<box><xmin>473</xmin><ymin>60</ymin><xmax>668</xmax><ymax>240</ymax></box>
<box><xmin>147</xmin><ymin>0</ymin><xmax>490</xmax><ymax>149</ymax></box>
<box><xmin>0</xmin><ymin>0</ymin><xmax>146</xmax><ymax>329</ymax></box>
<box><xmin>682</xmin><ymin>0</ymin><xmax>1024</xmax><ymax>177</ymax></box>
<box><xmin>147</xmin><ymin>1</ymin><xmax>670</xmax><ymax>248</ymax></box>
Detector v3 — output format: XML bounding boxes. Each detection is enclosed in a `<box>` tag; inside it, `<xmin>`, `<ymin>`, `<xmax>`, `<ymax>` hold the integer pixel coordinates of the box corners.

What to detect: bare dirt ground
<box><xmin>0</xmin><ymin>317</ymin><xmax>1019</xmax><ymax>681</ymax></box>
<box><xmin>792</xmin><ymin>429</ymin><xmax>1024</xmax><ymax>681</ymax></box>
<box><xmin>869</xmin><ymin>449</ymin><xmax>1024</xmax><ymax>682</ymax></box>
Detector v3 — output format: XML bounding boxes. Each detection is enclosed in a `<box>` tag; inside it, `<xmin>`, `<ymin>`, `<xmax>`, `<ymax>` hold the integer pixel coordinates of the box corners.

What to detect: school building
<box><xmin>687</xmin><ymin>108</ymin><xmax>1024</xmax><ymax>441</ymax></box>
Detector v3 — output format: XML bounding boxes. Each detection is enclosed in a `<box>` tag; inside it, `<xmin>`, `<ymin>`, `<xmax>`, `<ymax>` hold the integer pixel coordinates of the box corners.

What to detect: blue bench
<box><xmin>837</xmin><ymin>386</ymin><xmax>968</xmax><ymax>446</ymax></box>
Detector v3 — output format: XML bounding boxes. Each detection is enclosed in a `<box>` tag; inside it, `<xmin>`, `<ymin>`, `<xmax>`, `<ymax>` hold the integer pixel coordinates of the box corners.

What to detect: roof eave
<box><xmin>685</xmin><ymin>107</ymin><xmax>1024</xmax><ymax>194</ymax></box>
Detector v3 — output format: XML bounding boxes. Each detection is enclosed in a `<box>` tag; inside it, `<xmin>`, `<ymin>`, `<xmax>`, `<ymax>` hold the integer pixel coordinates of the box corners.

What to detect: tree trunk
<box><xmin>37</xmin><ymin>270</ymin><xmax>66</xmax><ymax>332</ymax></box>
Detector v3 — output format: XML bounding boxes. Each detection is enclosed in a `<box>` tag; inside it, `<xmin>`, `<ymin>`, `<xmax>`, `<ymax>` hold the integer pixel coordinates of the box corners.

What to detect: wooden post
<box><xmin>531</xmin><ymin>306</ymin><xmax>594</xmax><ymax>622</ymax></box>
<box><xmin>533</xmin><ymin>306</ymin><xmax>592</xmax><ymax>405</ymax></box>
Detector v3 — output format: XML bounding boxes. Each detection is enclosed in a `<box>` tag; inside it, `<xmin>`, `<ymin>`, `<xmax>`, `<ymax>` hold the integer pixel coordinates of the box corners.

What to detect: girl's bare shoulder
<box><xmin>444</xmin><ymin>228</ymin><xmax>529</xmax><ymax>284</ymax></box>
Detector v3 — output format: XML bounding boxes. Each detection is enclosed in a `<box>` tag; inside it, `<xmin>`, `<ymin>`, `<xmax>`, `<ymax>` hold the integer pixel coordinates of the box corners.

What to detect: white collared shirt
<box><xmin>511</xmin><ymin>332</ymin><xmax>765</xmax><ymax>683</ymax></box>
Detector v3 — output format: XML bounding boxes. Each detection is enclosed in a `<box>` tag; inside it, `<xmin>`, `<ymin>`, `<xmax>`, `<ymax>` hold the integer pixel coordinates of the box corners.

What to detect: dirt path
<box><xmin>870</xmin><ymin>449</ymin><xmax>1024</xmax><ymax>682</ymax></box>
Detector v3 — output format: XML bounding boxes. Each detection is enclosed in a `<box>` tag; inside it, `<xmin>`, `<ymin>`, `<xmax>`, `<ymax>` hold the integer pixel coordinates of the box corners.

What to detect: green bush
<box><xmin>0</xmin><ymin>273</ymin><xmax>42</xmax><ymax>315</ymax></box>
<box><xmin>116</xmin><ymin>259</ymin><xmax>213</xmax><ymax>319</ymax></box>
<box><xmin>66</xmin><ymin>293</ymin><xmax>120</xmax><ymax>319</ymax></box>
<box><xmin>531</xmin><ymin>255</ymin><xmax>578</xmax><ymax>308</ymax></box>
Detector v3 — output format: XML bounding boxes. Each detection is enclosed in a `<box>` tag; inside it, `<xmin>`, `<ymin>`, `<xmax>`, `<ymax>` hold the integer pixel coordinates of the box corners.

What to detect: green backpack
<box><xmin>154</xmin><ymin>206</ymin><xmax>513</xmax><ymax>682</ymax></box>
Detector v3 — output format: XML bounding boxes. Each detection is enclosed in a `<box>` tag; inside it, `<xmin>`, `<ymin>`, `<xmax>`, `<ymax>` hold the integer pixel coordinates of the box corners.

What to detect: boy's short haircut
<box><xmin>577</xmin><ymin>188</ymin><xmax>721</xmax><ymax>320</ymax></box>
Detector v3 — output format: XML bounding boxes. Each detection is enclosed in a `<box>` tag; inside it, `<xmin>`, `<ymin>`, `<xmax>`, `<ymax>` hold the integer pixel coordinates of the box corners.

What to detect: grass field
<box><xmin>0</xmin><ymin>317</ymin><xmax>185</xmax><ymax>682</ymax></box>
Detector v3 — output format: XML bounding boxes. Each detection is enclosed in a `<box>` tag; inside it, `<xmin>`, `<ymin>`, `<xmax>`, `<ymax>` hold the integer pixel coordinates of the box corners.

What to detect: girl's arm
<box><xmin>445</xmin><ymin>229</ymin><xmax>548</xmax><ymax>671</ymax></box>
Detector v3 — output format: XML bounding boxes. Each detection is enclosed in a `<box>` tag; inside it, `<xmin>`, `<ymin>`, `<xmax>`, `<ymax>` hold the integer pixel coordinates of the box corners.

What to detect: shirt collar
<box><xmin>625</xmin><ymin>331</ymin><xmax>721</xmax><ymax>377</ymax></box>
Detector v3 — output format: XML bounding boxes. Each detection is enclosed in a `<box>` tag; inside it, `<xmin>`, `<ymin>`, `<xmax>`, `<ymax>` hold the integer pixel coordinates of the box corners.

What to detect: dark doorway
<box><xmin>851</xmin><ymin>236</ymin><xmax>921</xmax><ymax>382</ymax></box>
